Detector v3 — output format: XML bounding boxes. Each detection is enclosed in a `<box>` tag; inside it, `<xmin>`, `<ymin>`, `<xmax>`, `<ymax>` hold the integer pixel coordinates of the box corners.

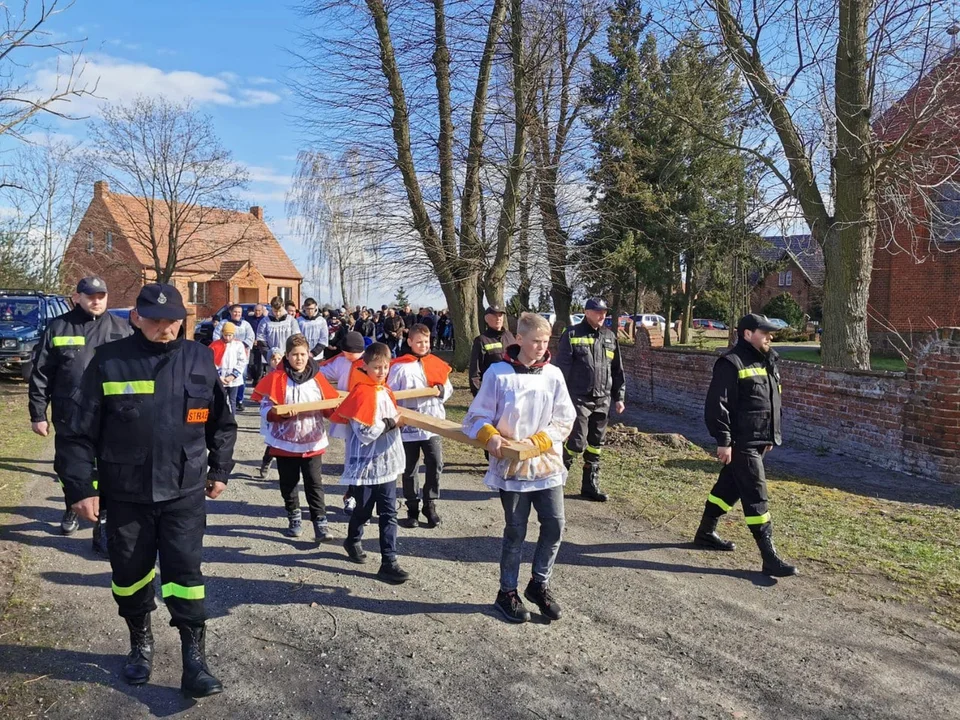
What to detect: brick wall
<box><xmin>625</xmin><ymin>327</ymin><xmax>960</xmax><ymax>483</ymax></box>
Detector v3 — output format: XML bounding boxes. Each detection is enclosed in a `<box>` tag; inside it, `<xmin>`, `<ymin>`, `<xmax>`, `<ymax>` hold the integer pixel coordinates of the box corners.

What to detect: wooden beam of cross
<box><xmin>273</xmin><ymin>387</ymin><xmax>440</xmax><ymax>415</ymax></box>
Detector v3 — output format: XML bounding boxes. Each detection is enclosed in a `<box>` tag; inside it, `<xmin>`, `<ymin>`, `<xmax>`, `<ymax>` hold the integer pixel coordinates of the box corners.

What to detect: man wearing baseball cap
<box><xmin>468</xmin><ymin>305</ymin><xmax>515</xmax><ymax>397</ymax></box>
<box><xmin>59</xmin><ymin>283</ymin><xmax>238</xmax><ymax>696</ymax></box>
<box><xmin>698</xmin><ymin>313</ymin><xmax>797</xmax><ymax>577</ymax></box>
<box><xmin>28</xmin><ymin>276</ymin><xmax>132</xmax><ymax>549</ymax></box>
<box><xmin>555</xmin><ymin>297</ymin><xmax>626</xmax><ymax>501</ymax></box>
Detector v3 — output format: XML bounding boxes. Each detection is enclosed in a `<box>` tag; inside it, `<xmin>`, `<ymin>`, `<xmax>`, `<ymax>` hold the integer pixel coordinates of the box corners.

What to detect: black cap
<box><xmin>737</xmin><ymin>313</ymin><xmax>779</xmax><ymax>334</ymax></box>
<box><xmin>484</xmin><ymin>305</ymin><xmax>505</xmax><ymax>315</ymax></box>
<box><xmin>340</xmin><ymin>331</ymin><xmax>366</xmax><ymax>353</ymax></box>
<box><xmin>136</xmin><ymin>283</ymin><xmax>186</xmax><ymax>320</ymax></box>
<box><xmin>76</xmin><ymin>276</ymin><xmax>108</xmax><ymax>295</ymax></box>
<box><xmin>585</xmin><ymin>298</ymin><xmax>608</xmax><ymax>311</ymax></box>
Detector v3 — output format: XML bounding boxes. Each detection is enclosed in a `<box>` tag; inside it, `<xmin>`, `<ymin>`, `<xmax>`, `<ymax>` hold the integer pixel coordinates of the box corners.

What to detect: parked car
<box><xmin>603</xmin><ymin>315</ymin><xmax>633</xmax><ymax>330</ymax></box>
<box><xmin>108</xmin><ymin>307</ymin><xmax>134</xmax><ymax>326</ymax></box>
<box><xmin>692</xmin><ymin>318</ymin><xmax>728</xmax><ymax>330</ymax></box>
<box><xmin>569</xmin><ymin>313</ymin><xmax>585</xmax><ymax>326</ymax></box>
<box><xmin>765</xmin><ymin>317</ymin><xmax>790</xmax><ymax>330</ymax></box>
<box><xmin>0</xmin><ymin>290</ymin><xmax>72</xmax><ymax>380</ymax></box>
<box><xmin>538</xmin><ymin>312</ymin><xmax>557</xmax><ymax>327</ymax></box>
<box><xmin>193</xmin><ymin>303</ymin><xmax>262</xmax><ymax>345</ymax></box>
<box><xmin>632</xmin><ymin>314</ymin><xmax>666</xmax><ymax>328</ymax></box>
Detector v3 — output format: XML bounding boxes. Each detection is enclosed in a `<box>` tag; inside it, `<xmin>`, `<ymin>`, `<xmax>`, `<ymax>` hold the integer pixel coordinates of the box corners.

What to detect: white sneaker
<box><xmin>343</xmin><ymin>496</ymin><xmax>357</xmax><ymax>515</ymax></box>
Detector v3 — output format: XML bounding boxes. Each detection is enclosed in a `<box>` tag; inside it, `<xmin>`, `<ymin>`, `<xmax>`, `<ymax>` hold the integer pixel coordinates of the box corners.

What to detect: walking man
<box><xmin>60</xmin><ymin>283</ymin><xmax>237</xmax><ymax>696</ymax></box>
<box><xmin>555</xmin><ymin>298</ymin><xmax>625</xmax><ymax>502</ymax></box>
<box><xmin>696</xmin><ymin>313</ymin><xmax>797</xmax><ymax>577</ymax></box>
<box><xmin>28</xmin><ymin>276</ymin><xmax>132</xmax><ymax>550</ymax></box>
<box><xmin>468</xmin><ymin>305</ymin><xmax>515</xmax><ymax>396</ymax></box>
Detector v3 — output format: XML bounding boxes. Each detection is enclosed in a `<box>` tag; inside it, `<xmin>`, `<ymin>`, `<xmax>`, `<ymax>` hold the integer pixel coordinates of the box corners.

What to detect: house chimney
<box><xmin>250</xmin><ymin>206</ymin><xmax>263</xmax><ymax>220</ymax></box>
<box><xmin>94</xmin><ymin>180</ymin><xmax>110</xmax><ymax>198</ymax></box>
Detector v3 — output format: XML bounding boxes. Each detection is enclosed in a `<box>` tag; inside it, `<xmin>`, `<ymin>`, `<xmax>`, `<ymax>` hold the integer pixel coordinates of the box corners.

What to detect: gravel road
<box><xmin>1</xmin><ymin>405</ymin><xmax>958</xmax><ymax>720</ymax></box>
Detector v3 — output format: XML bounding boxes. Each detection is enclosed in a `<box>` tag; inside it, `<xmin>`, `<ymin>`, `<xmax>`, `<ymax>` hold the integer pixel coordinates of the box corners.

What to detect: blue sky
<box><xmin>14</xmin><ymin>0</ymin><xmax>448</xmax><ymax>307</ymax></box>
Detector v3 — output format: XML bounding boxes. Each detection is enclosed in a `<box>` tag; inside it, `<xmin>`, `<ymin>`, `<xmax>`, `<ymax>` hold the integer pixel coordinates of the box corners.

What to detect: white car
<box><xmin>538</xmin><ymin>312</ymin><xmax>556</xmax><ymax>327</ymax></box>
<box><xmin>569</xmin><ymin>313</ymin><xmax>585</xmax><ymax>326</ymax></box>
<box><xmin>634</xmin><ymin>314</ymin><xmax>666</xmax><ymax>328</ymax></box>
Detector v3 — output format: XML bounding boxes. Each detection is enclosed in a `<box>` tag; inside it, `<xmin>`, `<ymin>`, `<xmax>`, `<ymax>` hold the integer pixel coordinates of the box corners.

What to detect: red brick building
<box><xmin>62</xmin><ymin>181</ymin><xmax>302</xmax><ymax>325</ymax></box>
<box><xmin>751</xmin><ymin>234</ymin><xmax>825</xmax><ymax>318</ymax></box>
<box><xmin>869</xmin><ymin>50</ymin><xmax>960</xmax><ymax>351</ymax></box>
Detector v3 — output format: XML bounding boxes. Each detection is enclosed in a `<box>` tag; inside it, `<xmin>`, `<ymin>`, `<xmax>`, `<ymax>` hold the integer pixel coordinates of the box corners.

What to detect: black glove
<box><xmin>311</xmin><ymin>343</ymin><xmax>324</xmax><ymax>356</ymax></box>
<box><xmin>433</xmin><ymin>383</ymin><xmax>445</xmax><ymax>397</ymax></box>
<box><xmin>382</xmin><ymin>417</ymin><xmax>397</xmax><ymax>432</ymax></box>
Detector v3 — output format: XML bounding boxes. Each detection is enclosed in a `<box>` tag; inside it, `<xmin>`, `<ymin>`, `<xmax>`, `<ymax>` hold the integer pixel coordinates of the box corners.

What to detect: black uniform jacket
<box><xmin>468</xmin><ymin>326</ymin><xmax>516</xmax><ymax>396</ymax></box>
<box><xmin>28</xmin><ymin>306</ymin><xmax>132</xmax><ymax>424</ymax></box>
<box><xmin>704</xmin><ymin>340</ymin><xmax>782</xmax><ymax>449</ymax></box>
<box><xmin>59</xmin><ymin>332</ymin><xmax>237</xmax><ymax>506</ymax></box>
<box><xmin>555</xmin><ymin>320</ymin><xmax>625</xmax><ymax>404</ymax></box>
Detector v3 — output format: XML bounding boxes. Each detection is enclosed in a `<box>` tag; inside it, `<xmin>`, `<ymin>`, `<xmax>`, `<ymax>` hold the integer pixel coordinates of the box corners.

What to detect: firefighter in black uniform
<box><xmin>28</xmin><ymin>276</ymin><xmax>132</xmax><ymax>549</ymax></box>
<box><xmin>555</xmin><ymin>298</ymin><xmax>626</xmax><ymax>502</ymax></box>
<box><xmin>469</xmin><ymin>305</ymin><xmax>516</xmax><ymax>396</ymax></box>
<box><xmin>59</xmin><ymin>283</ymin><xmax>237</xmax><ymax>697</ymax></box>
<box><xmin>697</xmin><ymin>313</ymin><xmax>797</xmax><ymax>577</ymax></box>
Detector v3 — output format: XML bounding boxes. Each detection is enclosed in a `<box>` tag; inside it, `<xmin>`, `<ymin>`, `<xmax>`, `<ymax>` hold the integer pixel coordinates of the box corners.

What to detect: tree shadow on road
<box><xmin>0</xmin><ymin>456</ymin><xmax>57</xmax><ymax>480</ymax></box>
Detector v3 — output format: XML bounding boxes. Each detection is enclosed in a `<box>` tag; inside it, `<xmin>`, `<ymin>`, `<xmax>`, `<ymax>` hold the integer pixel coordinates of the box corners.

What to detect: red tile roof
<box><xmin>101</xmin><ymin>190</ymin><xmax>302</xmax><ymax>280</ymax></box>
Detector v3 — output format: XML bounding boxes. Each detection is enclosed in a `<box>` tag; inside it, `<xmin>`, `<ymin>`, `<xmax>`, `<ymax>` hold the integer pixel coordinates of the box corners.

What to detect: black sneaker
<box><xmin>523</xmin><ymin>579</ymin><xmax>562</xmax><ymax>620</ymax></box>
<box><xmin>377</xmin><ymin>561</ymin><xmax>410</xmax><ymax>585</ymax></box>
<box><xmin>284</xmin><ymin>515</ymin><xmax>303</xmax><ymax>538</ymax></box>
<box><xmin>60</xmin><ymin>509</ymin><xmax>79</xmax><ymax>535</ymax></box>
<box><xmin>398</xmin><ymin>507</ymin><xmax>419</xmax><ymax>529</ymax></box>
<box><xmin>236</xmin><ymin>403</ymin><xmax>244</xmax><ymax>412</ymax></box>
<box><xmin>313</xmin><ymin>519</ymin><xmax>330</xmax><ymax>543</ymax></box>
<box><xmin>343</xmin><ymin>539</ymin><xmax>367</xmax><ymax>564</ymax></box>
<box><xmin>494</xmin><ymin>590</ymin><xmax>531</xmax><ymax>624</ymax></box>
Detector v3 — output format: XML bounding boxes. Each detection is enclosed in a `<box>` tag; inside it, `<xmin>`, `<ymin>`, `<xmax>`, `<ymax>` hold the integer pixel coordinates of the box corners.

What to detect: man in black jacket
<box><xmin>698</xmin><ymin>313</ymin><xmax>797</xmax><ymax>577</ymax></box>
<box><xmin>60</xmin><ymin>283</ymin><xmax>237</xmax><ymax>697</ymax></box>
<box><xmin>28</xmin><ymin>276</ymin><xmax>132</xmax><ymax>546</ymax></box>
<box><xmin>468</xmin><ymin>305</ymin><xmax>515</xmax><ymax>396</ymax></box>
<box><xmin>555</xmin><ymin>298</ymin><xmax>626</xmax><ymax>502</ymax></box>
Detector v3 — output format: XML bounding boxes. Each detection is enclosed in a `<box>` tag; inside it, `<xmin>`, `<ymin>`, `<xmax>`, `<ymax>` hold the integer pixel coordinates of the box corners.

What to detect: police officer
<box><xmin>468</xmin><ymin>305</ymin><xmax>516</xmax><ymax>396</ymax></box>
<box><xmin>59</xmin><ymin>284</ymin><xmax>237</xmax><ymax>696</ymax></box>
<box><xmin>555</xmin><ymin>298</ymin><xmax>625</xmax><ymax>502</ymax></box>
<box><xmin>28</xmin><ymin>276</ymin><xmax>132</xmax><ymax>549</ymax></box>
<box><xmin>697</xmin><ymin>313</ymin><xmax>797</xmax><ymax>577</ymax></box>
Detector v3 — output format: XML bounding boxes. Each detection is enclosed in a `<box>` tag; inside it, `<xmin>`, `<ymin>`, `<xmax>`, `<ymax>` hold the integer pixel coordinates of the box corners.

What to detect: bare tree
<box><xmin>89</xmin><ymin>96</ymin><xmax>252</xmax><ymax>283</ymax></box>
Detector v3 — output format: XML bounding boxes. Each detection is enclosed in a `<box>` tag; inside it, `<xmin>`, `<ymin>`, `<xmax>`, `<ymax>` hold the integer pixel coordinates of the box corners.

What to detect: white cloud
<box><xmin>244</xmin><ymin>164</ymin><xmax>291</xmax><ymax>186</ymax></box>
<box><xmin>32</xmin><ymin>55</ymin><xmax>283</xmax><ymax>116</ymax></box>
<box><xmin>247</xmin><ymin>76</ymin><xmax>277</xmax><ymax>86</ymax></box>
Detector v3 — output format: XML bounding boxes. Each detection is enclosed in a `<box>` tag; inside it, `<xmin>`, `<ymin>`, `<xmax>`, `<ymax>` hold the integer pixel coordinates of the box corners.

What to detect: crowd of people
<box><xmin>26</xmin><ymin>277</ymin><xmax>796</xmax><ymax>699</ymax></box>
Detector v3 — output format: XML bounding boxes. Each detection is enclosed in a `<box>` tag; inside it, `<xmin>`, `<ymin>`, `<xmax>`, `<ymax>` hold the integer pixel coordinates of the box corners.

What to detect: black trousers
<box><xmin>276</xmin><ymin>455</ymin><xmax>326</xmax><ymax>522</ymax></box>
<box><xmin>704</xmin><ymin>446</ymin><xmax>770</xmax><ymax>526</ymax></box>
<box><xmin>564</xmin><ymin>398</ymin><xmax>610</xmax><ymax>467</ymax></box>
<box><xmin>104</xmin><ymin>492</ymin><xmax>206</xmax><ymax>627</ymax></box>
<box><xmin>401</xmin><ymin>437</ymin><xmax>443</xmax><ymax>509</ymax></box>
<box><xmin>346</xmin><ymin>482</ymin><xmax>398</xmax><ymax>563</ymax></box>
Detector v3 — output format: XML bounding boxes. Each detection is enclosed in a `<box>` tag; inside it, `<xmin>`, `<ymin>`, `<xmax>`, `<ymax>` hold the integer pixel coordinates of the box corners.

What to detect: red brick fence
<box><xmin>623</xmin><ymin>328</ymin><xmax>960</xmax><ymax>483</ymax></box>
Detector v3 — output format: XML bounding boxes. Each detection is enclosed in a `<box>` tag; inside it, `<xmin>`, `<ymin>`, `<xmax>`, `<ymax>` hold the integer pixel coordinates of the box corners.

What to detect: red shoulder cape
<box><xmin>209</xmin><ymin>339</ymin><xmax>227</xmax><ymax>367</ymax></box>
<box><xmin>251</xmin><ymin>367</ymin><xmax>339</xmax><ymax>406</ymax></box>
<box><xmin>331</xmin><ymin>369</ymin><xmax>396</xmax><ymax>426</ymax></box>
<box><xmin>391</xmin><ymin>352</ymin><xmax>451</xmax><ymax>387</ymax></box>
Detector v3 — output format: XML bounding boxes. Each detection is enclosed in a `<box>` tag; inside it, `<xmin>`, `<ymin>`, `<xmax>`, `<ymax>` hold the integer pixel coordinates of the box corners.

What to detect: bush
<box><xmin>761</xmin><ymin>292</ymin><xmax>805</xmax><ymax>328</ymax></box>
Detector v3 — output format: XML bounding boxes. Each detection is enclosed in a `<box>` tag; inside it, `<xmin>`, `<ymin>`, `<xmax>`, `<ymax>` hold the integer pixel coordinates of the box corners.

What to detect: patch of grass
<box><xmin>775</xmin><ymin>347</ymin><xmax>906</xmax><ymax>373</ymax></box>
<box><xmin>0</xmin><ymin>381</ymin><xmax>48</xmax><ymax>525</ymax></box>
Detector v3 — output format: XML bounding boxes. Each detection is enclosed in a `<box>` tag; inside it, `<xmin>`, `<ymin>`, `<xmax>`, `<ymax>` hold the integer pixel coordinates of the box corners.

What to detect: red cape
<box><xmin>391</xmin><ymin>352</ymin><xmax>451</xmax><ymax>387</ymax></box>
<box><xmin>330</xmin><ymin>368</ymin><xmax>396</xmax><ymax>427</ymax></box>
<box><xmin>209</xmin><ymin>339</ymin><xmax>227</xmax><ymax>367</ymax></box>
<box><xmin>251</xmin><ymin>367</ymin><xmax>339</xmax><ymax>406</ymax></box>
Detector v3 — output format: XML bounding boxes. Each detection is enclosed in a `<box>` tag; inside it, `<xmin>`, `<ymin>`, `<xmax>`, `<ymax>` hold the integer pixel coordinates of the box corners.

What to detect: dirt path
<box><xmin>1</xmin><ymin>407</ymin><xmax>958</xmax><ymax>720</ymax></box>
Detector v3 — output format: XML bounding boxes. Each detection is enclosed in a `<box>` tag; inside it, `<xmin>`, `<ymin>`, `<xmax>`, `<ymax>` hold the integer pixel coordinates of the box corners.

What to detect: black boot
<box><xmin>422</xmin><ymin>500</ymin><xmax>441</xmax><ymax>528</ymax></box>
<box><xmin>178</xmin><ymin>624</ymin><xmax>223</xmax><ymax>698</ymax></box>
<box><xmin>92</xmin><ymin>508</ymin><xmax>109</xmax><ymax>556</ymax></box>
<box><xmin>693</xmin><ymin>511</ymin><xmax>735</xmax><ymax>551</ymax></box>
<box><xmin>751</xmin><ymin>522</ymin><xmax>798</xmax><ymax>577</ymax></box>
<box><xmin>399</xmin><ymin>501</ymin><xmax>419</xmax><ymax>529</ymax></box>
<box><xmin>123</xmin><ymin>614</ymin><xmax>153</xmax><ymax>685</ymax></box>
<box><xmin>580</xmin><ymin>464</ymin><xmax>608</xmax><ymax>502</ymax></box>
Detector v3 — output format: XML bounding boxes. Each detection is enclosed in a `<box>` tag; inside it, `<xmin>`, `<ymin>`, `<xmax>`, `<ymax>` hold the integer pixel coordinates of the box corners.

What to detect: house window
<box><xmin>86</xmin><ymin>231</ymin><xmax>94</xmax><ymax>253</ymax></box>
<box><xmin>187</xmin><ymin>281</ymin><xmax>207</xmax><ymax>305</ymax></box>
<box><xmin>106</xmin><ymin>231</ymin><xmax>113</xmax><ymax>252</ymax></box>
<box><xmin>932</xmin><ymin>182</ymin><xmax>960</xmax><ymax>242</ymax></box>
<box><xmin>778</xmin><ymin>270</ymin><xmax>792</xmax><ymax>287</ymax></box>
<box><xmin>277</xmin><ymin>286</ymin><xmax>293</xmax><ymax>303</ymax></box>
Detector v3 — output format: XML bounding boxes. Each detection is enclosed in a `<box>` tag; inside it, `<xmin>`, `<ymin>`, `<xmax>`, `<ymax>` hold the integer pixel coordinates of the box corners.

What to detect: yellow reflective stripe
<box><xmin>569</xmin><ymin>336</ymin><xmax>594</xmax><ymax>346</ymax></box>
<box><xmin>738</xmin><ymin>367</ymin><xmax>768</xmax><ymax>379</ymax></box>
<box><xmin>102</xmin><ymin>380</ymin><xmax>155</xmax><ymax>396</ymax></box>
<box><xmin>605</xmin><ymin>349</ymin><xmax>615</xmax><ymax>360</ymax></box>
<box><xmin>92</xmin><ymin>480</ymin><xmax>98</xmax><ymax>490</ymax></box>
<box><xmin>707</xmin><ymin>494</ymin><xmax>733</xmax><ymax>513</ymax></box>
<box><xmin>482</xmin><ymin>342</ymin><xmax>503</xmax><ymax>351</ymax></box>
<box><xmin>745</xmin><ymin>512</ymin><xmax>772</xmax><ymax>526</ymax></box>
<box><xmin>585</xmin><ymin>445</ymin><xmax>602</xmax><ymax>455</ymax></box>
<box><xmin>161</xmin><ymin>582</ymin><xmax>205</xmax><ymax>600</ymax></box>
<box><xmin>112</xmin><ymin>568</ymin><xmax>156</xmax><ymax>597</ymax></box>
<box><xmin>52</xmin><ymin>336</ymin><xmax>85</xmax><ymax>347</ymax></box>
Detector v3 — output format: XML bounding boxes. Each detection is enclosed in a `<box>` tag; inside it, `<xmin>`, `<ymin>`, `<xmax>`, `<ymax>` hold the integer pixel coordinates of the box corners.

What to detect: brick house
<box><xmin>62</xmin><ymin>181</ymin><xmax>302</xmax><ymax>327</ymax></box>
<box><xmin>869</xmin><ymin>50</ymin><xmax>960</xmax><ymax>351</ymax></box>
<box><xmin>751</xmin><ymin>234</ymin><xmax>825</xmax><ymax>318</ymax></box>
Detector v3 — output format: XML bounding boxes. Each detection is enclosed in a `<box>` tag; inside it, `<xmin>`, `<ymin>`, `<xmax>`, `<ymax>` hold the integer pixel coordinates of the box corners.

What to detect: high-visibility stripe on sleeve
<box><xmin>707</xmin><ymin>494</ymin><xmax>733</xmax><ymax>513</ymax></box>
<box><xmin>585</xmin><ymin>445</ymin><xmax>602</xmax><ymax>456</ymax></box>
<box><xmin>102</xmin><ymin>380</ymin><xmax>156</xmax><ymax>396</ymax></box>
<box><xmin>482</xmin><ymin>342</ymin><xmax>503</xmax><ymax>351</ymax></box>
<box><xmin>52</xmin><ymin>336</ymin><xmax>86</xmax><ymax>347</ymax></box>
<box><xmin>738</xmin><ymin>367</ymin><xmax>768</xmax><ymax>379</ymax></box>
<box><xmin>112</xmin><ymin>568</ymin><xmax>156</xmax><ymax>597</ymax></box>
<box><xmin>745</xmin><ymin>512</ymin><xmax>771</xmax><ymax>526</ymax></box>
<box><xmin>161</xmin><ymin>582</ymin><xmax>205</xmax><ymax>600</ymax></box>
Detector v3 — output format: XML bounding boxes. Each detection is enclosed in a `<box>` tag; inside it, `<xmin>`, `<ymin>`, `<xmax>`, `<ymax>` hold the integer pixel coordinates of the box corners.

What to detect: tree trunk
<box><xmin>516</xmin><ymin>173</ymin><xmax>535</xmax><ymax>309</ymax></box>
<box><xmin>539</xmin><ymin>172</ymin><xmax>572</xmax><ymax>333</ymax></box>
<box><xmin>662</xmin><ymin>255</ymin><xmax>676</xmax><ymax>347</ymax></box>
<box><xmin>680</xmin><ymin>250</ymin><xmax>696</xmax><ymax>344</ymax></box>
<box><xmin>444</xmin><ymin>277</ymin><xmax>480</xmax><ymax>370</ymax></box>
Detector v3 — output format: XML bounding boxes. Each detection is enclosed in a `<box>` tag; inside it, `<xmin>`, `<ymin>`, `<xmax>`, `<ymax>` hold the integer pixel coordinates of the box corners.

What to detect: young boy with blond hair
<box><xmin>462</xmin><ymin>312</ymin><xmax>576</xmax><ymax>623</ymax></box>
<box><xmin>387</xmin><ymin>323</ymin><xmax>453</xmax><ymax>528</ymax></box>
<box><xmin>331</xmin><ymin>342</ymin><xmax>409</xmax><ymax>584</ymax></box>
